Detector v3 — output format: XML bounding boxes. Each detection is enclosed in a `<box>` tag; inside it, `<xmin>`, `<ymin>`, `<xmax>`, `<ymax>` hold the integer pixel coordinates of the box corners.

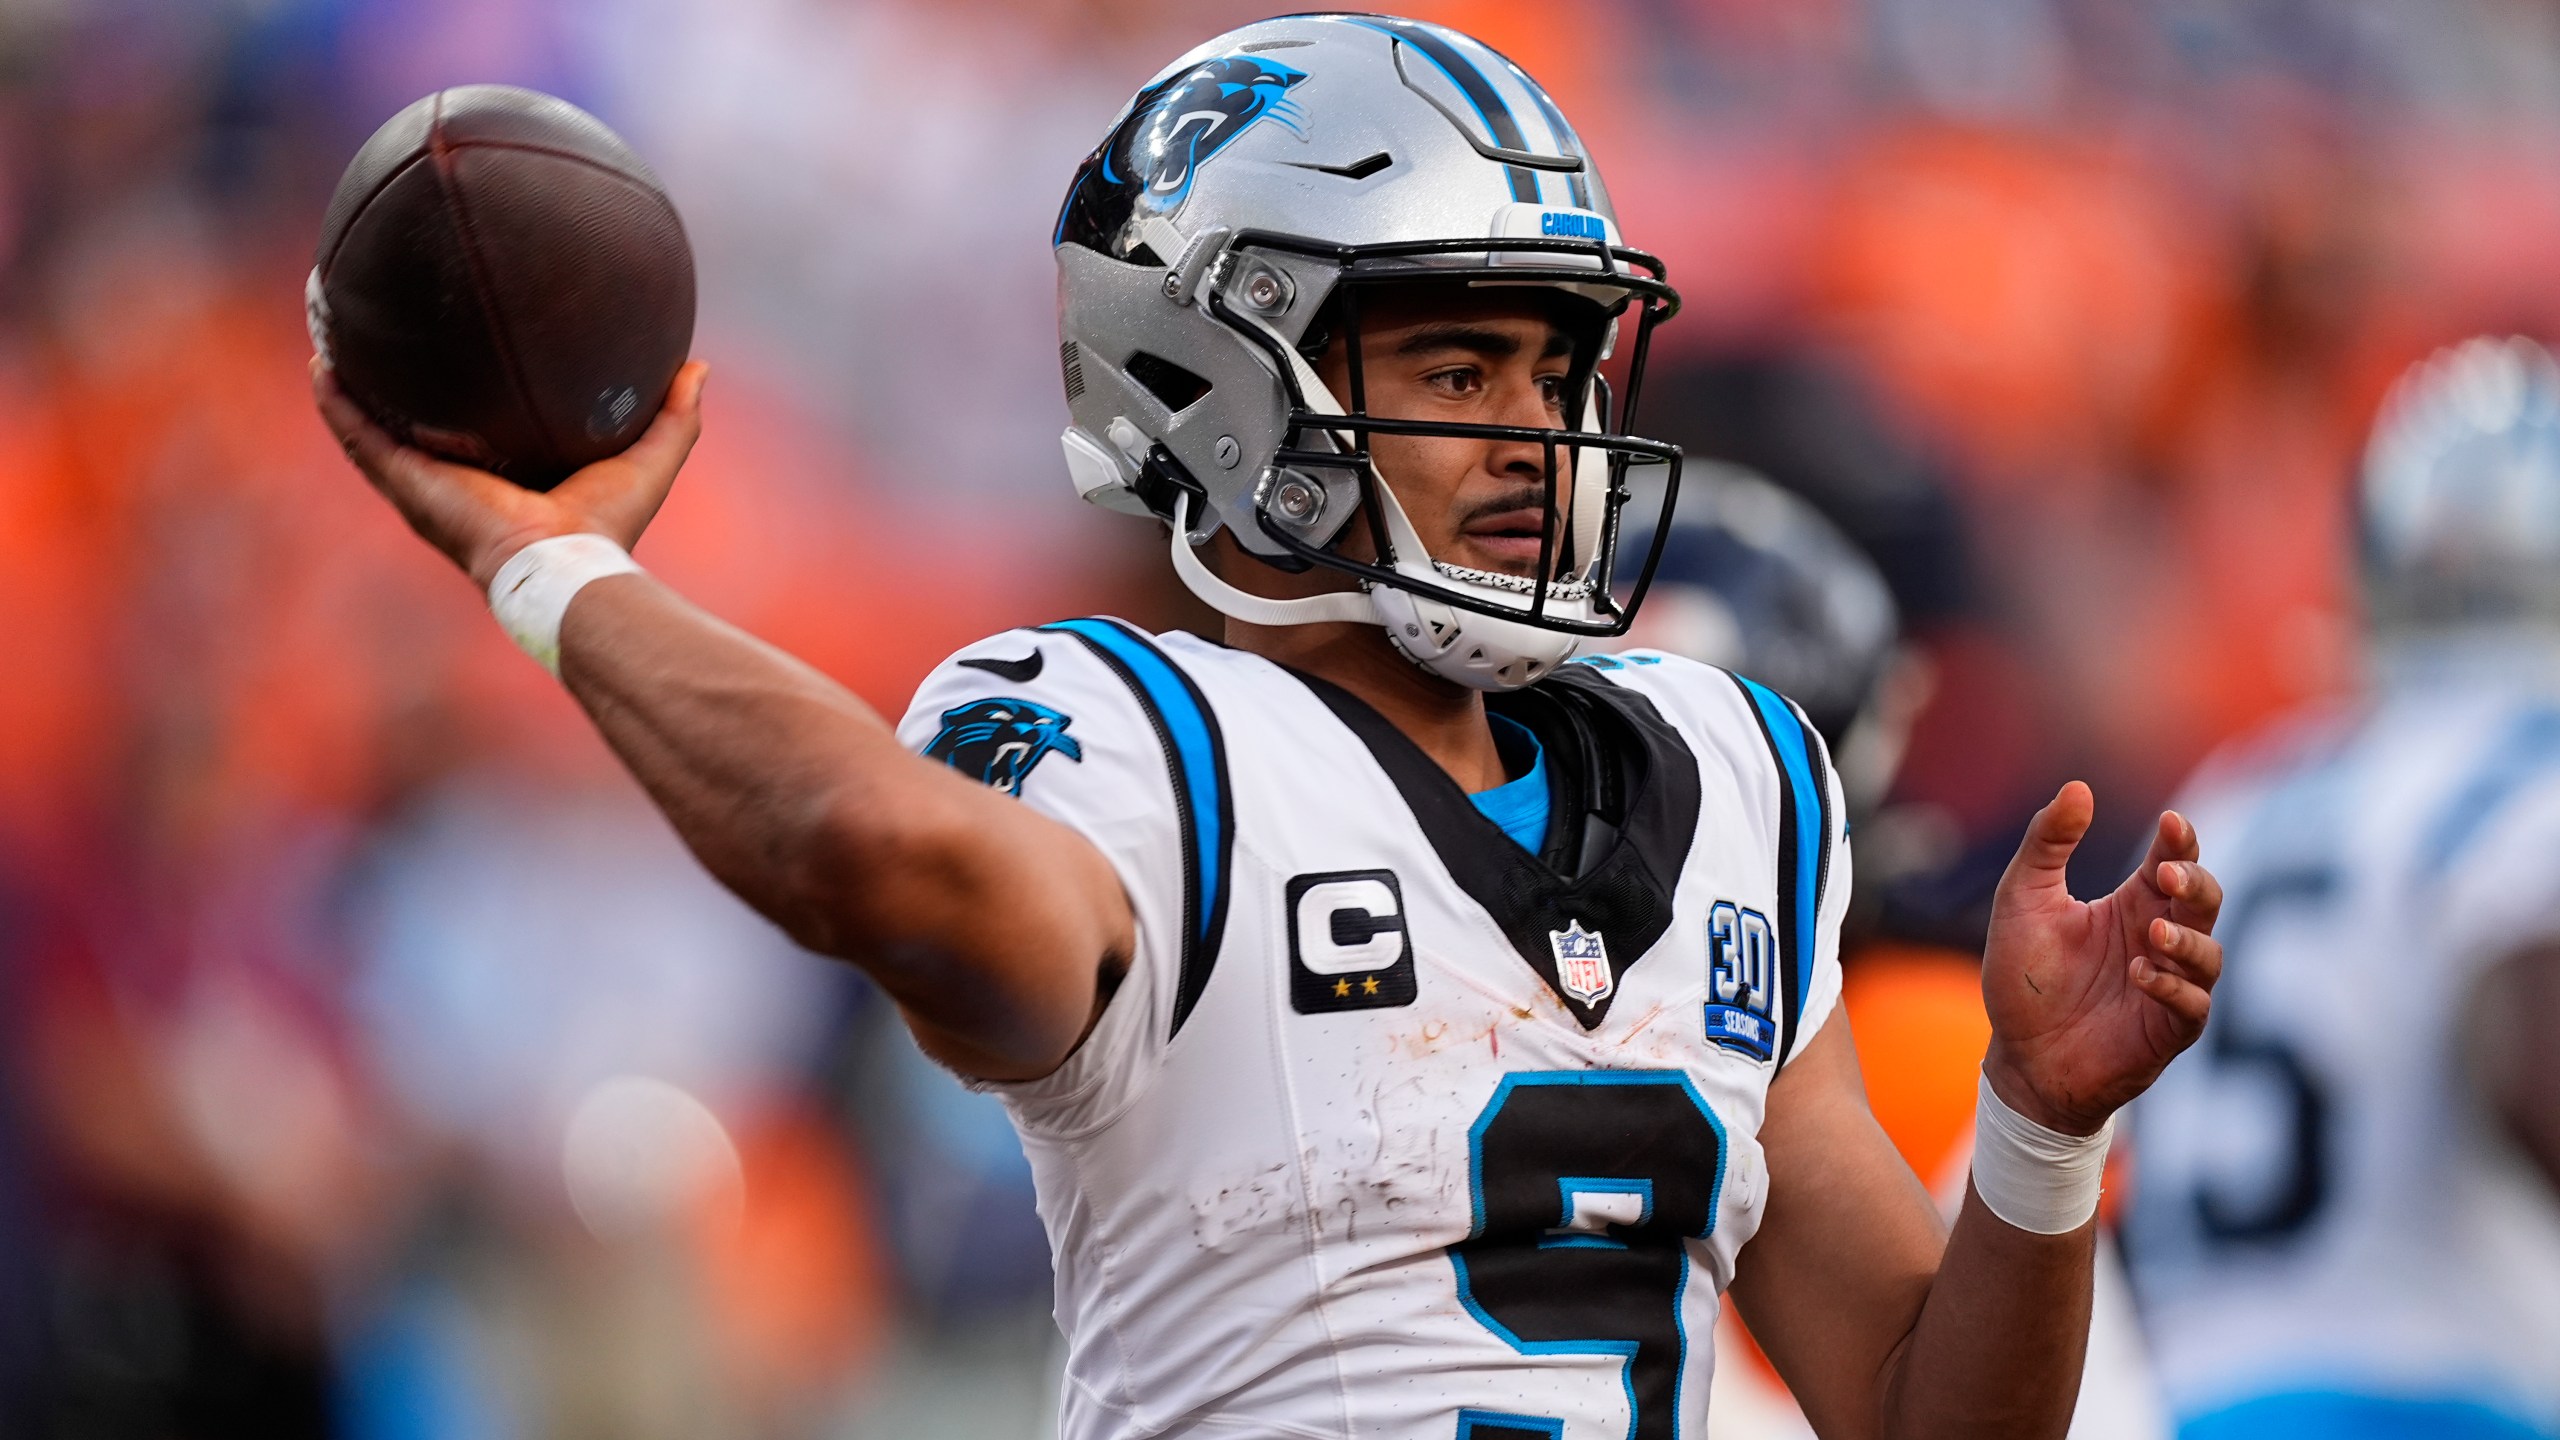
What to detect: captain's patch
<box><xmin>1288</xmin><ymin>870</ymin><xmax>1416</xmax><ymax>1014</ymax></box>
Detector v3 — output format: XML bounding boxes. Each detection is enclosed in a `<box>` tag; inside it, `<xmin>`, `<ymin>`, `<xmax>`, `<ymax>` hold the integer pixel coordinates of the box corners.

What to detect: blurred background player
<box><xmin>1622</xmin><ymin>467</ymin><xmax>2170</xmax><ymax>1439</ymax></box>
<box><xmin>2125</xmin><ymin>335</ymin><xmax>2560</xmax><ymax>1440</ymax></box>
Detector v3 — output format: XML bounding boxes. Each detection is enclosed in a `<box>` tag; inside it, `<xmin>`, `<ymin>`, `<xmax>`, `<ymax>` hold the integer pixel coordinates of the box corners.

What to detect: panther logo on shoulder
<box><xmin>924</xmin><ymin>698</ymin><xmax>1085</xmax><ymax>798</ymax></box>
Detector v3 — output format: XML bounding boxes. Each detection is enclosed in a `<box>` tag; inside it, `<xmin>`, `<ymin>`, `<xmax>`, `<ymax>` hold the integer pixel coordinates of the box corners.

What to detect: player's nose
<box><xmin>1486</xmin><ymin>380</ymin><xmax>1560</xmax><ymax>481</ymax></box>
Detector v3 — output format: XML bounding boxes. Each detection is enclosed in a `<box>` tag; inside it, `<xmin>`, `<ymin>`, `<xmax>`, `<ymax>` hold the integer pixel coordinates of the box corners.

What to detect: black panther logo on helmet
<box><xmin>924</xmin><ymin>697</ymin><xmax>1086</xmax><ymax>797</ymax></box>
<box><xmin>1055</xmin><ymin>54</ymin><xmax>1308</xmax><ymax>256</ymax></box>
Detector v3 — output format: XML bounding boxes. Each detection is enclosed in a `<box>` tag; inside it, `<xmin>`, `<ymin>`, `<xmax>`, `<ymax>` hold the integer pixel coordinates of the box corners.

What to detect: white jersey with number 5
<box><xmin>2126</xmin><ymin>668</ymin><xmax>2560</xmax><ymax>1436</ymax></box>
<box><xmin>897</xmin><ymin>619</ymin><xmax>1848</xmax><ymax>1440</ymax></box>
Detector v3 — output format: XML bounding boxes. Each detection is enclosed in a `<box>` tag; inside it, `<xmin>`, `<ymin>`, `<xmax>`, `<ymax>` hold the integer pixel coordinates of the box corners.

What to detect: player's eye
<box><xmin>1424</xmin><ymin>365</ymin><xmax>1483</xmax><ymax>399</ymax></box>
<box><xmin>1537</xmin><ymin>373</ymin><xmax>1568</xmax><ymax>413</ymax></box>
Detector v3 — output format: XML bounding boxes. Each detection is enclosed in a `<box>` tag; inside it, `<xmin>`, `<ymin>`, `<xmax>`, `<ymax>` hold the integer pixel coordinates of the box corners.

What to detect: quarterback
<box><xmin>314</xmin><ymin>17</ymin><xmax>2224</xmax><ymax>1439</ymax></box>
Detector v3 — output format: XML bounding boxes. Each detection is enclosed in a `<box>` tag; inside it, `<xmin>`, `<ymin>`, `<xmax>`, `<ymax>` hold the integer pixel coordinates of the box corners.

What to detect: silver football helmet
<box><xmin>1053</xmin><ymin>14</ymin><xmax>1683</xmax><ymax>690</ymax></box>
<box><xmin>2364</xmin><ymin>335</ymin><xmax>2560</xmax><ymax>637</ymax></box>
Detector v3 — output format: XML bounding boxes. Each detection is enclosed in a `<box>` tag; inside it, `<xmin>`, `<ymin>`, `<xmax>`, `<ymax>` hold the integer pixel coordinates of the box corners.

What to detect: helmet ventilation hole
<box><xmin>1128</xmin><ymin>351</ymin><xmax>1213</xmax><ymax>413</ymax></box>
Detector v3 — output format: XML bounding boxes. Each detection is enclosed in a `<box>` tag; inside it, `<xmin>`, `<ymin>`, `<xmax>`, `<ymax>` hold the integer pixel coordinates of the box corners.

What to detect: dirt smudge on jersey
<box><xmin>1189</xmin><ymin>1159</ymin><xmax>1300</xmax><ymax>1254</ymax></box>
<box><xmin>1295</xmin><ymin>1070</ymin><xmax>1468</xmax><ymax>1247</ymax></box>
<box><xmin>1384</xmin><ymin>1016</ymin><xmax>1455</xmax><ymax>1059</ymax></box>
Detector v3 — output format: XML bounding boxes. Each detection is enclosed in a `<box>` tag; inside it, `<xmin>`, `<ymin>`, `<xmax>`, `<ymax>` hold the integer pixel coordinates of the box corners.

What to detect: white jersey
<box><xmin>2125</xmin><ymin>675</ymin><xmax>2560</xmax><ymax>1432</ymax></box>
<box><xmin>897</xmin><ymin>619</ymin><xmax>1848</xmax><ymax>1440</ymax></box>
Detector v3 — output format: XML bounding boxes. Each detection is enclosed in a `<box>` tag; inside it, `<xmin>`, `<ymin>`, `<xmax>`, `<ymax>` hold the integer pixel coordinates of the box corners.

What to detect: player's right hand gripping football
<box><xmin>1981</xmin><ymin>782</ymin><xmax>2226</xmax><ymax>1136</ymax></box>
<box><xmin>310</xmin><ymin>357</ymin><xmax>710</xmax><ymax>587</ymax></box>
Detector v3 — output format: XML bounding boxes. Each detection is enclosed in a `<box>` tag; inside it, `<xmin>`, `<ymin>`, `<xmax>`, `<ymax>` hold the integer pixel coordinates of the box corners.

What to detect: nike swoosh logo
<box><xmin>1283</xmin><ymin>151</ymin><xmax>1393</xmax><ymax>181</ymax></box>
<box><xmin>960</xmin><ymin>650</ymin><xmax>1044</xmax><ymax>683</ymax></box>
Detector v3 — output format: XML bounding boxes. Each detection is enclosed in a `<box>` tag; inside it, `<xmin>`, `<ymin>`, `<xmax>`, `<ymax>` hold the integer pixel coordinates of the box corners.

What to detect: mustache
<box><xmin>1453</xmin><ymin>483</ymin><xmax>1558</xmax><ymax>531</ymax></box>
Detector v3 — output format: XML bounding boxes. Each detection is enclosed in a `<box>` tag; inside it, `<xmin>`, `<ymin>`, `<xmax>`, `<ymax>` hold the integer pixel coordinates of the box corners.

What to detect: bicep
<box><xmin>865</xmin><ymin>768</ymin><xmax>1136</xmax><ymax>1081</ymax></box>
<box><xmin>1729</xmin><ymin>1015</ymin><xmax>1947</xmax><ymax>1440</ymax></box>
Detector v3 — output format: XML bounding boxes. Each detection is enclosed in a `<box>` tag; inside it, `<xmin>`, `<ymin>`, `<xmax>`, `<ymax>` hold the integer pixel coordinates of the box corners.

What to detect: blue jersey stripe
<box><xmin>1733</xmin><ymin>675</ymin><xmax>1827</xmax><ymax>1065</ymax></box>
<box><xmin>2180</xmin><ymin>1390</ymin><xmax>2556</xmax><ymax>1440</ymax></box>
<box><xmin>1041</xmin><ymin>619</ymin><xmax>1233</xmax><ymax>1038</ymax></box>
<box><xmin>2418</xmin><ymin>705</ymin><xmax>2560</xmax><ymax>882</ymax></box>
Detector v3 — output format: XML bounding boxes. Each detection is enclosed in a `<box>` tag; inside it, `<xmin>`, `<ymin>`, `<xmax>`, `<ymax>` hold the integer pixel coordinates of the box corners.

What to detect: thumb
<box><xmin>1998</xmin><ymin>781</ymin><xmax>2094</xmax><ymax>907</ymax></box>
<box><xmin>556</xmin><ymin>359</ymin><xmax>709</xmax><ymax>544</ymax></box>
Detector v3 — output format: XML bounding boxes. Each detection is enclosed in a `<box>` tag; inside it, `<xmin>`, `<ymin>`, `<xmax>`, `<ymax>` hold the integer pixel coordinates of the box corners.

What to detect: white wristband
<box><xmin>487</xmin><ymin>533</ymin><xmax>643</xmax><ymax>677</ymax></box>
<box><xmin>1970</xmin><ymin>1072</ymin><xmax>2112</xmax><ymax>1235</ymax></box>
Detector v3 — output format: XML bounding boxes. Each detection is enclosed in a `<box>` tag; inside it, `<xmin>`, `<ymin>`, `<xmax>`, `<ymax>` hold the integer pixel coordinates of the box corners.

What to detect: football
<box><xmin>309</xmin><ymin>85</ymin><xmax>695</xmax><ymax>491</ymax></box>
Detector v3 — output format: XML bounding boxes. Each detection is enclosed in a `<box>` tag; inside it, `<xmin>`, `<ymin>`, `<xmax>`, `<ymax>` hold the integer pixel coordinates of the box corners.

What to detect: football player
<box><xmin>2125</xmin><ymin>336</ymin><xmax>2560</xmax><ymax>1439</ymax></box>
<box><xmin>314</xmin><ymin>17</ymin><xmax>2225</xmax><ymax>1438</ymax></box>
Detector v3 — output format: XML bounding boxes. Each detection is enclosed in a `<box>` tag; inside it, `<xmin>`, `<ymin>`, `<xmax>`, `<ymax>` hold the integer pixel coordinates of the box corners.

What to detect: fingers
<box><xmin>2155</xmin><ymin>857</ymin><xmax>2225</xmax><ymax>935</ymax></box>
<box><xmin>2147</xmin><ymin>915</ymin><xmax>2223</xmax><ymax>990</ymax></box>
<box><xmin>2143</xmin><ymin>808</ymin><xmax>2201</xmax><ymax>868</ymax></box>
<box><xmin>1997</xmin><ymin>780</ymin><xmax>2095</xmax><ymax>904</ymax></box>
<box><xmin>311</xmin><ymin>359</ymin><xmax>534</xmax><ymax>572</ymax></box>
<box><xmin>312</xmin><ymin>357</ymin><xmax>405</xmax><ymax>480</ymax></box>
<box><xmin>555</xmin><ymin>360</ymin><xmax>709</xmax><ymax>548</ymax></box>
<box><xmin>2130</xmin><ymin>952</ymin><xmax>2212</xmax><ymax>1033</ymax></box>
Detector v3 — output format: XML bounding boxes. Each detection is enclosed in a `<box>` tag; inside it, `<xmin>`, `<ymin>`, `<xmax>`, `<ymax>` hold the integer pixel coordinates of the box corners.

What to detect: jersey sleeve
<box><xmin>895</xmin><ymin>622</ymin><xmax>1196</xmax><ymax>1136</ymax></box>
<box><xmin>1570</xmin><ymin>650</ymin><xmax>1853</xmax><ymax>1069</ymax></box>
<box><xmin>1789</xmin><ymin>724</ymin><xmax>1853</xmax><ymax>1063</ymax></box>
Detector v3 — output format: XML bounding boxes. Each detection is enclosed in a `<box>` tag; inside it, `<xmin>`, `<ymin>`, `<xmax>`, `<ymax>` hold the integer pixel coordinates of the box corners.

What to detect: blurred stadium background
<box><xmin>4</xmin><ymin>0</ymin><xmax>2560</xmax><ymax>1435</ymax></box>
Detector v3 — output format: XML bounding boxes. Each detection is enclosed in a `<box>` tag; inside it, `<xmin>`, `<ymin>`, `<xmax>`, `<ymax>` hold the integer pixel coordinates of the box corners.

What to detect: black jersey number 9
<box><xmin>1452</xmin><ymin>1072</ymin><xmax>1727</xmax><ymax>1440</ymax></box>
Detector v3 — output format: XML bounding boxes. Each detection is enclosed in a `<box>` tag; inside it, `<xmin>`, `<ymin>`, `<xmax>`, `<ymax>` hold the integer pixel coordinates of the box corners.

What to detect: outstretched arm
<box><xmin>313</xmin><ymin>361</ymin><xmax>1132</xmax><ymax>1081</ymax></box>
<box><xmin>1737</xmin><ymin>783</ymin><xmax>2224</xmax><ymax>1439</ymax></box>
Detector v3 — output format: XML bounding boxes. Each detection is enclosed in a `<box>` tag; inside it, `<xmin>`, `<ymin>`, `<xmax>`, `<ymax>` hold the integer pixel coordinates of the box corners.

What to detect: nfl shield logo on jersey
<box><xmin>1550</xmin><ymin>921</ymin><xmax>1613</xmax><ymax>1006</ymax></box>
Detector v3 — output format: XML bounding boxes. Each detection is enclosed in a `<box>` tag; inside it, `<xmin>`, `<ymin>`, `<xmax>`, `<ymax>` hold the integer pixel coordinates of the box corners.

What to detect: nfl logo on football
<box><xmin>1550</xmin><ymin>920</ymin><xmax>1613</xmax><ymax>1005</ymax></box>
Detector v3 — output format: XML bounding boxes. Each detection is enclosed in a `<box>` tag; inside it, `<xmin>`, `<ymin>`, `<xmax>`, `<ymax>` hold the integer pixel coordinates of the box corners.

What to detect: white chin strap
<box><xmin>1162</xmin><ymin>336</ymin><xmax>1610</xmax><ymax>691</ymax></box>
<box><xmin>1165</xmin><ymin>489</ymin><xmax>1372</xmax><ymax>627</ymax></box>
<box><xmin>1362</xmin><ymin>480</ymin><xmax>1590</xmax><ymax>691</ymax></box>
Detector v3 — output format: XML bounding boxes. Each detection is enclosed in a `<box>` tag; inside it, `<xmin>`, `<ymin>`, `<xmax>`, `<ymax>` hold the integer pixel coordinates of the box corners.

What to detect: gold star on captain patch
<box><xmin>1361</xmin><ymin>976</ymin><xmax>1381</xmax><ymax>996</ymax></box>
<box><xmin>1333</xmin><ymin>978</ymin><xmax>1352</xmax><ymax>998</ymax></box>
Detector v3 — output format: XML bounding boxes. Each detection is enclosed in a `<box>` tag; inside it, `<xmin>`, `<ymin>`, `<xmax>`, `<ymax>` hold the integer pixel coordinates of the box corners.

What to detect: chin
<box><xmin>1454</xmin><ymin>546</ymin><xmax>1543</xmax><ymax>579</ymax></box>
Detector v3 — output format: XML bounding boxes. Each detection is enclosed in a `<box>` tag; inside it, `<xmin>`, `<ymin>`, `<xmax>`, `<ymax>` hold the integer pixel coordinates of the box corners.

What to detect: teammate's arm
<box><xmin>1735</xmin><ymin>785</ymin><xmax>2224</xmax><ymax>1439</ymax></box>
<box><xmin>2471</xmin><ymin>942</ymin><xmax>2560</xmax><ymax>1191</ymax></box>
<box><xmin>314</xmin><ymin>361</ymin><xmax>1133</xmax><ymax>1082</ymax></box>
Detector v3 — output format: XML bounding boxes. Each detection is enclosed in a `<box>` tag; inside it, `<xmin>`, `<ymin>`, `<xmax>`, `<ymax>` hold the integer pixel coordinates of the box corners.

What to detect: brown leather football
<box><xmin>310</xmin><ymin>85</ymin><xmax>696</xmax><ymax>491</ymax></box>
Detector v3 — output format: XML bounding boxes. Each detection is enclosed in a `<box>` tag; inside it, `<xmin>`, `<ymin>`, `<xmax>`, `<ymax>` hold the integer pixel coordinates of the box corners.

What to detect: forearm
<box><xmin>1753</xmin><ymin>787</ymin><xmax>2218</xmax><ymax>1440</ymax></box>
<box><xmin>1879</xmin><ymin>1189</ymin><xmax>2095</xmax><ymax>1440</ymax></box>
<box><xmin>557</xmin><ymin>572</ymin><xmax>904</xmax><ymax>946</ymax></box>
<box><xmin>313</xmin><ymin>365</ymin><xmax>1116</xmax><ymax>1074</ymax></box>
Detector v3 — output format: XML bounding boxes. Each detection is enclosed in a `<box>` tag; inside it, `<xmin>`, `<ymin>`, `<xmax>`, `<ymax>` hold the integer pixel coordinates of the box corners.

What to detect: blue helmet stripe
<box><xmin>1340</xmin><ymin>16</ymin><xmax>1541</xmax><ymax>203</ymax></box>
<box><xmin>1041</xmin><ymin>618</ymin><xmax>1234</xmax><ymax>1038</ymax></box>
<box><xmin>1732</xmin><ymin>674</ymin><xmax>1828</xmax><ymax>1065</ymax></box>
<box><xmin>1511</xmin><ymin>67</ymin><xmax>1593</xmax><ymax>210</ymax></box>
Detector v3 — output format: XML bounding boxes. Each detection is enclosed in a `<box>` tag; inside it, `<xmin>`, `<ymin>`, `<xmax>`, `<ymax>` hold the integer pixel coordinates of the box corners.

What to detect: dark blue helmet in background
<box><xmin>1621</xmin><ymin>463</ymin><xmax>1908</xmax><ymax>809</ymax></box>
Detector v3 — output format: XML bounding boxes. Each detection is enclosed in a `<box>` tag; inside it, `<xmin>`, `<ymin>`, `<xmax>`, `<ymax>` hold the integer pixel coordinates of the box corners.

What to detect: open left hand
<box><xmin>1981</xmin><ymin>781</ymin><xmax>2224</xmax><ymax>1135</ymax></box>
